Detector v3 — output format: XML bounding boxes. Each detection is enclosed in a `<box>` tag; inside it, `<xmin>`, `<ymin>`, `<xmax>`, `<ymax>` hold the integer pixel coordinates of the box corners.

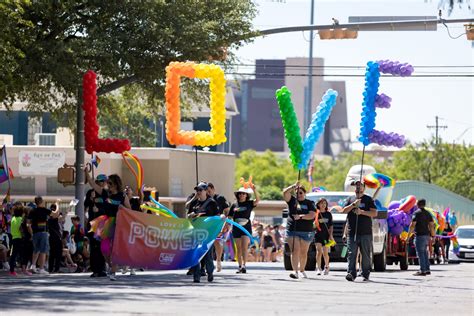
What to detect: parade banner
<box><xmin>112</xmin><ymin>209</ymin><xmax>225</xmax><ymax>270</ymax></box>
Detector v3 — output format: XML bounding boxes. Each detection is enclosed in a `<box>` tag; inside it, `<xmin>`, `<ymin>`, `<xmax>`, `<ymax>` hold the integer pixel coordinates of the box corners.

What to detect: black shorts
<box><xmin>233</xmin><ymin>222</ymin><xmax>252</xmax><ymax>239</ymax></box>
<box><xmin>314</xmin><ymin>232</ymin><xmax>330</xmax><ymax>245</ymax></box>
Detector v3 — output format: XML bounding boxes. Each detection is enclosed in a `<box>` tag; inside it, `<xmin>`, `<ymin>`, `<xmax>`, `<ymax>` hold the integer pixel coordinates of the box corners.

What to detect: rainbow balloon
<box><xmin>363</xmin><ymin>173</ymin><xmax>395</xmax><ymax>189</ymax></box>
<box><xmin>399</xmin><ymin>195</ymin><xmax>417</xmax><ymax>213</ymax></box>
<box><xmin>122</xmin><ymin>151</ymin><xmax>144</xmax><ymax>195</ymax></box>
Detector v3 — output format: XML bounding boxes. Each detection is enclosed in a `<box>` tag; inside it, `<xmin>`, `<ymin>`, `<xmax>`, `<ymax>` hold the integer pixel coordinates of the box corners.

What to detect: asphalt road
<box><xmin>1</xmin><ymin>262</ymin><xmax>473</xmax><ymax>316</ymax></box>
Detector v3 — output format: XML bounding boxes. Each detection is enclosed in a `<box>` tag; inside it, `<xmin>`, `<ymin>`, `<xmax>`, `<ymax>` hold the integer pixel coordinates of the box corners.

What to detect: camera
<box><xmin>282</xmin><ymin>208</ymin><xmax>289</xmax><ymax>218</ymax></box>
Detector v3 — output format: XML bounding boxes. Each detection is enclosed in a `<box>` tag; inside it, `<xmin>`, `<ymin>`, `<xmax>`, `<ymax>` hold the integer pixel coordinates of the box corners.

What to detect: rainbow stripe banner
<box><xmin>112</xmin><ymin>209</ymin><xmax>224</xmax><ymax>270</ymax></box>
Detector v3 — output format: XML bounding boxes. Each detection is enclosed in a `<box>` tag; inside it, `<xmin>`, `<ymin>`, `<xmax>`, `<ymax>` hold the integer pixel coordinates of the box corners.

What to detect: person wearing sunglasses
<box><xmin>187</xmin><ymin>182</ymin><xmax>219</xmax><ymax>283</ymax></box>
<box><xmin>228</xmin><ymin>184</ymin><xmax>260</xmax><ymax>274</ymax></box>
<box><xmin>86</xmin><ymin>172</ymin><xmax>131</xmax><ymax>281</ymax></box>
<box><xmin>283</xmin><ymin>182</ymin><xmax>316</xmax><ymax>279</ymax></box>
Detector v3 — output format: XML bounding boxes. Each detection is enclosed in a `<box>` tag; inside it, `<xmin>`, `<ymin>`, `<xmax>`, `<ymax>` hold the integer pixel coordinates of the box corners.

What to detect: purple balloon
<box><xmin>388</xmin><ymin>201</ymin><xmax>400</xmax><ymax>210</ymax></box>
<box><xmin>391</xmin><ymin>224</ymin><xmax>404</xmax><ymax>235</ymax></box>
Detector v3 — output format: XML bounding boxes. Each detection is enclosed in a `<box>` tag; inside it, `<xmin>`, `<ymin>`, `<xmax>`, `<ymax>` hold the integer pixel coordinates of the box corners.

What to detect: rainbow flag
<box><xmin>0</xmin><ymin>145</ymin><xmax>12</xmax><ymax>186</ymax></box>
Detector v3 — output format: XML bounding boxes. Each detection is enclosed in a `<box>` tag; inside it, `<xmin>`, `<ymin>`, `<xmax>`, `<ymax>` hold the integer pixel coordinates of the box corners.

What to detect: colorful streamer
<box><xmin>149</xmin><ymin>197</ymin><xmax>179</xmax><ymax>219</ymax></box>
<box><xmin>121</xmin><ymin>151</ymin><xmax>144</xmax><ymax>195</ymax></box>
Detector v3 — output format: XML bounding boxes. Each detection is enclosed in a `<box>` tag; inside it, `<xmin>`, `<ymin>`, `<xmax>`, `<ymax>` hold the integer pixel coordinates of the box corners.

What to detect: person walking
<box><xmin>8</xmin><ymin>203</ymin><xmax>29</xmax><ymax>276</ymax></box>
<box><xmin>341</xmin><ymin>180</ymin><xmax>377</xmax><ymax>282</ymax></box>
<box><xmin>47</xmin><ymin>204</ymin><xmax>63</xmax><ymax>273</ymax></box>
<box><xmin>314</xmin><ymin>198</ymin><xmax>334</xmax><ymax>275</ymax></box>
<box><xmin>187</xmin><ymin>182</ymin><xmax>220</xmax><ymax>283</ymax></box>
<box><xmin>283</xmin><ymin>182</ymin><xmax>316</xmax><ymax>279</ymax></box>
<box><xmin>206</xmin><ymin>183</ymin><xmax>230</xmax><ymax>272</ymax></box>
<box><xmin>28</xmin><ymin>197</ymin><xmax>60</xmax><ymax>274</ymax></box>
<box><xmin>229</xmin><ymin>184</ymin><xmax>260</xmax><ymax>274</ymax></box>
<box><xmin>85</xmin><ymin>174</ymin><xmax>108</xmax><ymax>278</ymax></box>
<box><xmin>405</xmin><ymin>199</ymin><xmax>435</xmax><ymax>276</ymax></box>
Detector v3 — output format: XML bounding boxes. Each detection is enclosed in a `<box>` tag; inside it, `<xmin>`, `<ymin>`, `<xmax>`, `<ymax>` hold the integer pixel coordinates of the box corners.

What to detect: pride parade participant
<box><xmin>229</xmin><ymin>184</ymin><xmax>260</xmax><ymax>274</ymax></box>
<box><xmin>187</xmin><ymin>182</ymin><xmax>220</xmax><ymax>283</ymax></box>
<box><xmin>314</xmin><ymin>198</ymin><xmax>333</xmax><ymax>275</ymax></box>
<box><xmin>283</xmin><ymin>182</ymin><xmax>315</xmax><ymax>279</ymax></box>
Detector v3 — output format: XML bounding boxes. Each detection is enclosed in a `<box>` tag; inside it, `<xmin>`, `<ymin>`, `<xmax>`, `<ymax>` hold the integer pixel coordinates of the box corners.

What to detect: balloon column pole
<box><xmin>354</xmin><ymin>145</ymin><xmax>366</xmax><ymax>243</ymax></box>
<box><xmin>195</xmin><ymin>146</ymin><xmax>199</xmax><ymax>185</ymax></box>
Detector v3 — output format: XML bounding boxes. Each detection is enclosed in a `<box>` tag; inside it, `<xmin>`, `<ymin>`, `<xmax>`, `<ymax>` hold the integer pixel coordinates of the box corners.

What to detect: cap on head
<box><xmin>351</xmin><ymin>180</ymin><xmax>365</xmax><ymax>187</ymax></box>
<box><xmin>194</xmin><ymin>182</ymin><xmax>208</xmax><ymax>191</ymax></box>
<box><xmin>96</xmin><ymin>174</ymin><xmax>108</xmax><ymax>182</ymax></box>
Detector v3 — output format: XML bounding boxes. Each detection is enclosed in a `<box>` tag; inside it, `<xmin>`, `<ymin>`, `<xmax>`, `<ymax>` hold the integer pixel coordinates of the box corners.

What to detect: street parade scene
<box><xmin>0</xmin><ymin>1</ymin><xmax>473</xmax><ymax>315</ymax></box>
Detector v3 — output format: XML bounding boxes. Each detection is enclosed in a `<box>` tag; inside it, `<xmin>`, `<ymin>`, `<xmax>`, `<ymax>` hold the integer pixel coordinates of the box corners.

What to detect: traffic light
<box><xmin>318</xmin><ymin>28</ymin><xmax>358</xmax><ymax>40</ymax></box>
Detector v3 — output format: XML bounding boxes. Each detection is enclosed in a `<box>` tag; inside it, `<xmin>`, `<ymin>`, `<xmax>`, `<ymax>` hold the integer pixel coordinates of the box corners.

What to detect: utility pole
<box><xmin>305</xmin><ymin>0</ymin><xmax>315</xmax><ymax>132</ymax></box>
<box><xmin>427</xmin><ymin>116</ymin><xmax>448</xmax><ymax>145</ymax></box>
<box><xmin>75</xmin><ymin>86</ymin><xmax>85</xmax><ymax>226</ymax></box>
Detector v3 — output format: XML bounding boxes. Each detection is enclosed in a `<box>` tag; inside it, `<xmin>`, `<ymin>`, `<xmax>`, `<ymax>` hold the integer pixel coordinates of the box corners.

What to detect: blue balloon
<box><xmin>298</xmin><ymin>89</ymin><xmax>338</xmax><ymax>169</ymax></box>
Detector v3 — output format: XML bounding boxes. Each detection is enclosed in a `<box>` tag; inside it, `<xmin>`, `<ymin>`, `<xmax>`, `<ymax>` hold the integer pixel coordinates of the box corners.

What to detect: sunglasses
<box><xmin>238</xmin><ymin>192</ymin><xmax>246</xmax><ymax>195</ymax></box>
<box><xmin>297</xmin><ymin>191</ymin><xmax>305</xmax><ymax>195</ymax></box>
<box><xmin>196</xmin><ymin>188</ymin><xmax>204</xmax><ymax>192</ymax></box>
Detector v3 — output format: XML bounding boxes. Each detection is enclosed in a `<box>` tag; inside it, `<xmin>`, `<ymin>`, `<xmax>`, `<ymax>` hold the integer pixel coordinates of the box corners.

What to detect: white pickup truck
<box><xmin>283</xmin><ymin>165</ymin><xmax>389</xmax><ymax>272</ymax></box>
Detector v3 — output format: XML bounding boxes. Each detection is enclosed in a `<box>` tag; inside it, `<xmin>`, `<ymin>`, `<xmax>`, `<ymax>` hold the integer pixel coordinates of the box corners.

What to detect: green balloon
<box><xmin>275</xmin><ymin>86</ymin><xmax>303</xmax><ymax>169</ymax></box>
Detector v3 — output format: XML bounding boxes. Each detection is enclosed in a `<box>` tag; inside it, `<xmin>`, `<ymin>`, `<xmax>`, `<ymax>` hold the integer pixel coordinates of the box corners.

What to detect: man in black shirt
<box><xmin>406</xmin><ymin>199</ymin><xmax>435</xmax><ymax>276</ymax></box>
<box><xmin>187</xmin><ymin>182</ymin><xmax>219</xmax><ymax>283</ymax></box>
<box><xmin>206</xmin><ymin>182</ymin><xmax>230</xmax><ymax>272</ymax></box>
<box><xmin>28</xmin><ymin>196</ymin><xmax>60</xmax><ymax>274</ymax></box>
<box><xmin>341</xmin><ymin>180</ymin><xmax>377</xmax><ymax>282</ymax></box>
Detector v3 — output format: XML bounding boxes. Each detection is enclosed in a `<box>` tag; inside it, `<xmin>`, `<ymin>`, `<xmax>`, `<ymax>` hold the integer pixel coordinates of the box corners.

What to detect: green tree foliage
<box><xmin>0</xmin><ymin>1</ymin><xmax>257</xmax><ymax>125</ymax></box>
<box><xmin>389</xmin><ymin>141</ymin><xmax>474</xmax><ymax>200</ymax></box>
<box><xmin>236</xmin><ymin>141</ymin><xmax>473</xmax><ymax>201</ymax></box>
<box><xmin>98</xmin><ymin>85</ymin><xmax>157</xmax><ymax>147</ymax></box>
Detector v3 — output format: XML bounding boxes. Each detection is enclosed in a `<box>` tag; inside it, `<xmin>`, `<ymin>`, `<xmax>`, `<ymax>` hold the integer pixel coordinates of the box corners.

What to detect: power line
<box><xmin>224</xmin><ymin>72</ymin><xmax>474</xmax><ymax>78</ymax></box>
<box><xmin>227</xmin><ymin>63</ymin><xmax>474</xmax><ymax>69</ymax></box>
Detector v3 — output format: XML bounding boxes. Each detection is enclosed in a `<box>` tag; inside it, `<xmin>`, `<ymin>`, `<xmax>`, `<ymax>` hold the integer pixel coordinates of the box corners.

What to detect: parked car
<box><xmin>449</xmin><ymin>225</ymin><xmax>474</xmax><ymax>263</ymax></box>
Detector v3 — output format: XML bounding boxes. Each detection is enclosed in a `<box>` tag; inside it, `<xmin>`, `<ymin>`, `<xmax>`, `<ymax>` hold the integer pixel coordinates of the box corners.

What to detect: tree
<box><xmin>389</xmin><ymin>140</ymin><xmax>474</xmax><ymax>200</ymax></box>
<box><xmin>98</xmin><ymin>85</ymin><xmax>157</xmax><ymax>147</ymax></box>
<box><xmin>0</xmin><ymin>1</ymin><xmax>257</xmax><ymax>125</ymax></box>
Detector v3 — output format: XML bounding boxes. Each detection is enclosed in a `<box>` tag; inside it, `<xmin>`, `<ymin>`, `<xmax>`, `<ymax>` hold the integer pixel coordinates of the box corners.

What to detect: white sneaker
<box><xmin>30</xmin><ymin>265</ymin><xmax>38</xmax><ymax>273</ymax></box>
<box><xmin>324</xmin><ymin>267</ymin><xmax>330</xmax><ymax>275</ymax></box>
<box><xmin>300</xmin><ymin>271</ymin><xmax>308</xmax><ymax>279</ymax></box>
<box><xmin>130</xmin><ymin>269</ymin><xmax>136</xmax><ymax>276</ymax></box>
<box><xmin>316</xmin><ymin>269</ymin><xmax>322</xmax><ymax>275</ymax></box>
<box><xmin>121</xmin><ymin>268</ymin><xmax>128</xmax><ymax>275</ymax></box>
<box><xmin>109</xmin><ymin>272</ymin><xmax>116</xmax><ymax>281</ymax></box>
<box><xmin>37</xmin><ymin>269</ymin><xmax>48</xmax><ymax>275</ymax></box>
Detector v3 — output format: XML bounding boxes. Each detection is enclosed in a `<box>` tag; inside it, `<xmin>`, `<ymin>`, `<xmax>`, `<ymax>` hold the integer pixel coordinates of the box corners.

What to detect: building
<box><xmin>230</xmin><ymin>58</ymin><xmax>351</xmax><ymax>157</ymax></box>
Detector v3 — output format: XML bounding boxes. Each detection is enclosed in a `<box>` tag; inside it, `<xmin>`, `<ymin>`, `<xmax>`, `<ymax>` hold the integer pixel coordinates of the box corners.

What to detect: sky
<box><xmin>232</xmin><ymin>0</ymin><xmax>474</xmax><ymax>148</ymax></box>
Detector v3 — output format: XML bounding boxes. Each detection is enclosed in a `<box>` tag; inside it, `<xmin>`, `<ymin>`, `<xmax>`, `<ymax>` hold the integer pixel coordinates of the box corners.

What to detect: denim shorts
<box><xmin>32</xmin><ymin>232</ymin><xmax>49</xmax><ymax>254</ymax></box>
<box><xmin>286</xmin><ymin>230</ymin><xmax>315</xmax><ymax>243</ymax></box>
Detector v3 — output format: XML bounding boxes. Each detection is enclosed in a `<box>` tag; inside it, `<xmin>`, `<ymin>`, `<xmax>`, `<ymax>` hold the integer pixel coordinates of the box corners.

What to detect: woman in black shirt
<box><xmin>228</xmin><ymin>185</ymin><xmax>260</xmax><ymax>273</ymax></box>
<box><xmin>86</xmin><ymin>172</ymin><xmax>130</xmax><ymax>281</ymax></box>
<box><xmin>283</xmin><ymin>182</ymin><xmax>316</xmax><ymax>279</ymax></box>
<box><xmin>314</xmin><ymin>198</ymin><xmax>333</xmax><ymax>275</ymax></box>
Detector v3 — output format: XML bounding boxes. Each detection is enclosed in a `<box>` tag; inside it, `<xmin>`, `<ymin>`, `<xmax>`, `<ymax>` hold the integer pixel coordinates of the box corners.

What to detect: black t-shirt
<box><xmin>213</xmin><ymin>194</ymin><xmax>229</xmax><ymax>215</ymax></box>
<box><xmin>316</xmin><ymin>211</ymin><xmax>333</xmax><ymax>236</ymax></box>
<box><xmin>28</xmin><ymin>207</ymin><xmax>52</xmax><ymax>233</ymax></box>
<box><xmin>47</xmin><ymin>217</ymin><xmax>61</xmax><ymax>240</ymax></box>
<box><xmin>286</xmin><ymin>196</ymin><xmax>315</xmax><ymax>232</ymax></box>
<box><xmin>186</xmin><ymin>193</ymin><xmax>199</xmax><ymax>213</ymax></box>
<box><xmin>130</xmin><ymin>197</ymin><xmax>141</xmax><ymax>212</ymax></box>
<box><xmin>104</xmin><ymin>192</ymin><xmax>125</xmax><ymax>217</ymax></box>
<box><xmin>345</xmin><ymin>194</ymin><xmax>376</xmax><ymax>237</ymax></box>
<box><xmin>412</xmin><ymin>208</ymin><xmax>434</xmax><ymax>236</ymax></box>
<box><xmin>94</xmin><ymin>189</ymin><xmax>109</xmax><ymax>214</ymax></box>
<box><xmin>189</xmin><ymin>197</ymin><xmax>219</xmax><ymax>217</ymax></box>
<box><xmin>229</xmin><ymin>200</ymin><xmax>255</xmax><ymax>225</ymax></box>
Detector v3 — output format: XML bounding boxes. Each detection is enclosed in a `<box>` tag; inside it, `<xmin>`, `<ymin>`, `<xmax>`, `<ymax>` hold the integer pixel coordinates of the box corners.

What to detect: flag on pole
<box><xmin>91</xmin><ymin>154</ymin><xmax>101</xmax><ymax>168</ymax></box>
<box><xmin>0</xmin><ymin>145</ymin><xmax>11</xmax><ymax>185</ymax></box>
